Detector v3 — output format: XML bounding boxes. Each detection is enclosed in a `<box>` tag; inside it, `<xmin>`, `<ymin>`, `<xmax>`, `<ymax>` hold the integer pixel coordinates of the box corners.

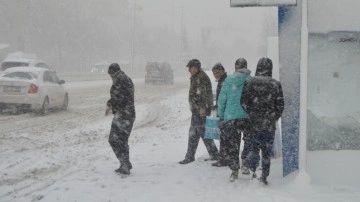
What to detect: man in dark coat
<box><xmin>211</xmin><ymin>63</ymin><xmax>227</xmax><ymax>111</ymax></box>
<box><xmin>179</xmin><ymin>59</ymin><xmax>219</xmax><ymax>164</ymax></box>
<box><xmin>210</xmin><ymin>62</ymin><xmax>228</xmax><ymax>167</ymax></box>
<box><xmin>106</xmin><ymin>63</ymin><xmax>136</xmax><ymax>175</ymax></box>
<box><xmin>240</xmin><ymin>57</ymin><xmax>284</xmax><ymax>185</ymax></box>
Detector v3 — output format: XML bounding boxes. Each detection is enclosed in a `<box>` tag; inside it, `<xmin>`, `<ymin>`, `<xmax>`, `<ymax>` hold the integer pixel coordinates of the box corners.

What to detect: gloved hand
<box><xmin>199</xmin><ymin>108</ymin><xmax>206</xmax><ymax>118</ymax></box>
<box><xmin>105</xmin><ymin>106</ymin><xmax>112</xmax><ymax>116</ymax></box>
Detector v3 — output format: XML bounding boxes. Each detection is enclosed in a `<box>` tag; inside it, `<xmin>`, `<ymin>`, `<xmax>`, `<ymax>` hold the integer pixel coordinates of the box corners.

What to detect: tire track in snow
<box><xmin>0</xmin><ymin>79</ymin><xmax>188</xmax><ymax>200</ymax></box>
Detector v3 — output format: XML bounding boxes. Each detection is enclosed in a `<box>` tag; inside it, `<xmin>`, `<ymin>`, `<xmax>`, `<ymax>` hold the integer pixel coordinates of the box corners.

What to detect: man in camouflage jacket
<box><xmin>179</xmin><ymin>59</ymin><xmax>219</xmax><ymax>164</ymax></box>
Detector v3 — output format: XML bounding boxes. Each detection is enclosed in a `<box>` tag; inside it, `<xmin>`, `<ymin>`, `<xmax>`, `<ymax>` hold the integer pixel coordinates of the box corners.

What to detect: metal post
<box><xmin>299</xmin><ymin>0</ymin><xmax>308</xmax><ymax>172</ymax></box>
<box><xmin>131</xmin><ymin>0</ymin><xmax>136</xmax><ymax>72</ymax></box>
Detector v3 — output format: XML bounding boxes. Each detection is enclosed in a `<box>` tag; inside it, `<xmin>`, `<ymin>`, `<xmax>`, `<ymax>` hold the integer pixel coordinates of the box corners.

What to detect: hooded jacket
<box><xmin>240</xmin><ymin>58</ymin><xmax>284</xmax><ymax>132</ymax></box>
<box><xmin>188</xmin><ymin>69</ymin><xmax>213</xmax><ymax>116</ymax></box>
<box><xmin>214</xmin><ymin>72</ymin><xmax>227</xmax><ymax>109</ymax></box>
<box><xmin>218</xmin><ymin>69</ymin><xmax>251</xmax><ymax>122</ymax></box>
<box><xmin>107</xmin><ymin>70</ymin><xmax>136</xmax><ymax>119</ymax></box>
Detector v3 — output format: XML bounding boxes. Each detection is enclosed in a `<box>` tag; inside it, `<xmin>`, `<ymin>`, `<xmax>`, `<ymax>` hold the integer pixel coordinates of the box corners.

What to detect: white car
<box><xmin>1</xmin><ymin>58</ymin><xmax>50</xmax><ymax>71</ymax></box>
<box><xmin>0</xmin><ymin>67</ymin><xmax>68</xmax><ymax>115</ymax></box>
<box><xmin>91</xmin><ymin>61</ymin><xmax>110</xmax><ymax>73</ymax></box>
<box><xmin>0</xmin><ymin>58</ymin><xmax>50</xmax><ymax>77</ymax></box>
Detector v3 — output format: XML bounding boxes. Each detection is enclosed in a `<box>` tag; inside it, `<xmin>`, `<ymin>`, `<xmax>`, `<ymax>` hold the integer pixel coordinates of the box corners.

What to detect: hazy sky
<box><xmin>136</xmin><ymin>0</ymin><xmax>277</xmax><ymax>69</ymax></box>
<box><xmin>0</xmin><ymin>0</ymin><xmax>278</xmax><ymax>72</ymax></box>
<box><xmin>138</xmin><ymin>0</ymin><xmax>270</xmax><ymax>33</ymax></box>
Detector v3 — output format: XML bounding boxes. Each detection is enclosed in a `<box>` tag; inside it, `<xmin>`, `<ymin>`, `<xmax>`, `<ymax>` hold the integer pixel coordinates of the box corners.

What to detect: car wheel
<box><xmin>62</xmin><ymin>94</ymin><xmax>68</xmax><ymax>110</ymax></box>
<box><xmin>40</xmin><ymin>97</ymin><xmax>49</xmax><ymax>115</ymax></box>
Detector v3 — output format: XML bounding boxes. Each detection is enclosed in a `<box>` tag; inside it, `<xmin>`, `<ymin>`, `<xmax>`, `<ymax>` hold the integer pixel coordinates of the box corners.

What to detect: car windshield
<box><xmin>146</xmin><ymin>63</ymin><xmax>160</xmax><ymax>70</ymax></box>
<box><xmin>1</xmin><ymin>62</ymin><xmax>29</xmax><ymax>71</ymax></box>
<box><xmin>3</xmin><ymin>71</ymin><xmax>36</xmax><ymax>80</ymax></box>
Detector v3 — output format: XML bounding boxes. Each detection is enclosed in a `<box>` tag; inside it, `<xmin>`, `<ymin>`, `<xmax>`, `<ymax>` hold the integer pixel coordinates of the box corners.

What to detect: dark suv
<box><xmin>145</xmin><ymin>62</ymin><xmax>174</xmax><ymax>85</ymax></box>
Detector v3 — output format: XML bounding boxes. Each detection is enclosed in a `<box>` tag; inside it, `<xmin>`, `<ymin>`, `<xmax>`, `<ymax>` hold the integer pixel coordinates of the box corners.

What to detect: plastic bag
<box><xmin>204</xmin><ymin>116</ymin><xmax>220</xmax><ymax>140</ymax></box>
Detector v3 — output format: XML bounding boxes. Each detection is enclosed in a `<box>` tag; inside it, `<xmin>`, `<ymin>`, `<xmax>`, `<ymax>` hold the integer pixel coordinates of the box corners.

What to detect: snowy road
<box><xmin>0</xmin><ymin>78</ymin><xmax>188</xmax><ymax>152</ymax></box>
<box><xmin>0</xmin><ymin>77</ymin><xmax>190</xmax><ymax>201</ymax></box>
<box><xmin>1</xmin><ymin>77</ymin><xmax>359</xmax><ymax>202</ymax></box>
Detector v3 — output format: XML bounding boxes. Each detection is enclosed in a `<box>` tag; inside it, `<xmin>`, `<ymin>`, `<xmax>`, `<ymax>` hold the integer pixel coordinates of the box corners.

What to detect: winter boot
<box><xmin>179</xmin><ymin>158</ymin><xmax>195</xmax><ymax>164</ymax></box>
<box><xmin>115</xmin><ymin>167</ymin><xmax>130</xmax><ymax>175</ymax></box>
<box><xmin>259</xmin><ymin>176</ymin><xmax>268</xmax><ymax>185</ymax></box>
<box><xmin>241</xmin><ymin>159</ymin><xmax>250</xmax><ymax>175</ymax></box>
<box><xmin>242</xmin><ymin>166</ymin><xmax>250</xmax><ymax>175</ymax></box>
<box><xmin>229</xmin><ymin>170</ymin><xmax>239</xmax><ymax>182</ymax></box>
<box><xmin>251</xmin><ymin>172</ymin><xmax>257</xmax><ymax>180</ymax></box>
<box><xmin>211</xmin><ymin>160</ymin><xmax>227</xmax><ymax>167</ymax></box>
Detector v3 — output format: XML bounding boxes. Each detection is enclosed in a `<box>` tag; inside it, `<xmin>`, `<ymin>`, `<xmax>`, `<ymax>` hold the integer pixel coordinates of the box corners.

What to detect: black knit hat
<box><xmin>108</xmin><ymin>63</ymin><xmax>121</xmax><ymax>74</ymax></box>
<box><xmin>186</xmin><ymin>59</ymin><xmax>201</xmax><ymax>69</ymax></box>
<box><xmin>212</xmin><ymin>62</ymin><xmax>224</xmax><ymax>71</ymax></box>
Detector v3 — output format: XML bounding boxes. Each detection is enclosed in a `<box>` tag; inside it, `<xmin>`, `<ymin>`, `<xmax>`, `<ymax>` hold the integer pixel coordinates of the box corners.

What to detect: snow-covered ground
<box><xmin>0</xmin><ymin>77</ymin><xmax>359</xmax><ymax>202</ymax></box>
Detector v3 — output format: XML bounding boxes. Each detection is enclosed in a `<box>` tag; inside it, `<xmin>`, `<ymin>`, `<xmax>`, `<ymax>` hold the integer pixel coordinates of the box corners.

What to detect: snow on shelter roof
<box><xmin>230</xmin><ymin>0</ymin><xmax>296</xmax><ymax>7</ymax></box>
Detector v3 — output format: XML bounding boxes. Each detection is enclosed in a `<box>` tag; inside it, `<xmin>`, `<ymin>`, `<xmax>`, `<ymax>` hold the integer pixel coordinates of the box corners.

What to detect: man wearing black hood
<box><xmin>106</xmin><ymin>63</ymin><xmax>136</xmax><ymax>175</ymax></box>
<box><xmin>240</xmin><ymin>57</ymin><xmax>284</xmax><ymax>185</ymax></box>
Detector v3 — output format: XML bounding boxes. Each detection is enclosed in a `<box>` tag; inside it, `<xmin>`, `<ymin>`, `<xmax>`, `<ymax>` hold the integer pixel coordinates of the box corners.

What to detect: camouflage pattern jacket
<box><xmin>188</xmin><ymin>70</ymin><xmax>213</xmax><ymax>116</ymax></box>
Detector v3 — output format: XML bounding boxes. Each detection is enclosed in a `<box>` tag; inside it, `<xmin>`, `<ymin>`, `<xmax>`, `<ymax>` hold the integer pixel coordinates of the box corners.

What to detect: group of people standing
<box><xmin>103</xmin><ymin>58</ymin><xmax>284</xmax><ymax>185</ymax></box>
<box><xmin>179</xmin><ymin>58</ymin><xmax>284</xmax><ymax>185</ymax></box>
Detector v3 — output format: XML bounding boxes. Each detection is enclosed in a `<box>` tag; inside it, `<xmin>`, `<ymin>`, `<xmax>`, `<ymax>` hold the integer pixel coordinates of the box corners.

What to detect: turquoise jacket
<box><xmin>218</xmin><ymin>69</ymin><xmax>251</xmax><ymax>122</ymax></box>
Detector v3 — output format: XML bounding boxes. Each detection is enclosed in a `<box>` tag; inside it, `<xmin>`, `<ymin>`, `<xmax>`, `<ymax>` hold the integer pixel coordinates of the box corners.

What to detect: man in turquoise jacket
<box><xmin>217</xmin><ymin>58</ymin><xmax>251</xmax><ymax>182</ymax></box>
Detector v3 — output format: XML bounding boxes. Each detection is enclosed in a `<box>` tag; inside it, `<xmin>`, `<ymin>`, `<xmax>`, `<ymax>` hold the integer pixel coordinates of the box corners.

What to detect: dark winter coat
<box><xmin>189</xmin><ymin>70</ymin><xmax>213</xmax><ymax>116</ymax></box>
<box><xmin>240</xmin><ymin>58</ymin><xmax>284</xmax><ymax>132</ymax></box>
<box><xmin>107</xmin><ymin>70</ymin><xmax>136</xmax><ymax>119</ymax></box>
<box><xmin>214</xmin><ymin>72</ymin><xmax>227</xmax><ymax>109</ymax></box>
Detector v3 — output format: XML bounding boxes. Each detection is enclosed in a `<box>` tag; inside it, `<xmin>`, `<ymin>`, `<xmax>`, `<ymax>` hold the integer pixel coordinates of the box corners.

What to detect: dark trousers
<box><xmin>185</xmin><ymin>115</ymin><xmax>219</xmax><ymax>160</ymax></box>
<box><xmin>241</xmin><ymin>133</ymin><xmax>251</xmax><ymax>160</ymax></box>
<box><xmin>108</xmin><ymin>115</ymin><xmax>135</xmax><ymax>169</ymax></box>
<box><xmin>241</xmin><ymin>133</ymin><xmax>260</xmax><ymax>165</ymax></box>
<box><xmin>217</xmin><ymin>123</ymin><xmax>227</xmax><ymax>164</ymax></box>
<box><xmin>248</xmin><ymin>131</ymin><xmax>275</xmax><ymax>177</ymax></box>
<box><xmin>223</xmin><ymin>119</ymin><xmax>248</xmax><ymax>171</ymax></box>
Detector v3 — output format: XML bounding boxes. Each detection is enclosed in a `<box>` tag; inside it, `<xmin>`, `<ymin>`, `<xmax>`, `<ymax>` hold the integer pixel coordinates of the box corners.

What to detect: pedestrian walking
<box><xmin>179</xmin><ymin>59</ymin><xmax>219</xmax><ymax>164</ymax></box>
<box><xmin>210</xmin><ymin>62</ymin><xmax>228</xmax><ymax>167</ymax></box>
<box><xmin>240</xmin><ymin>57</ymin><xmax>284</xmax><ymax>185</ymax></box>
<box><xmin>106</xmin><ymin>63</ymin><xmax>136</xmax><ymax>175</ymax></box>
